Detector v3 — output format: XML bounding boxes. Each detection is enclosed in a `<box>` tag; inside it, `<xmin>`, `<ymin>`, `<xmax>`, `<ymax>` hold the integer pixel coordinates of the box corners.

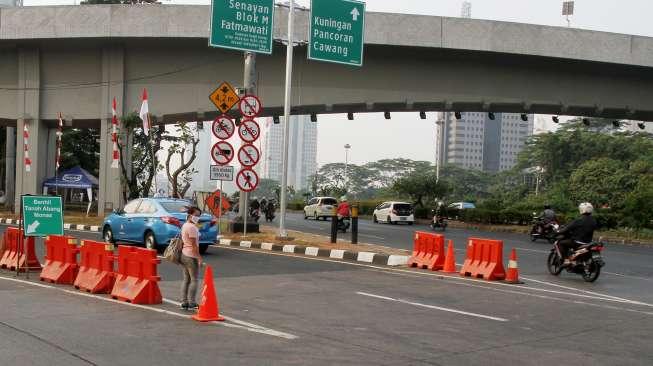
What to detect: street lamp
<box><xmin>344</xmin><ymin>144</ymin><xmax>351</xmax><ymax>193</ymax></box>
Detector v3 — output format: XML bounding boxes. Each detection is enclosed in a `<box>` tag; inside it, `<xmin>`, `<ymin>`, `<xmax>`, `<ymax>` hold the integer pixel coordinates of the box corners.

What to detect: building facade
<box><xmin>435</xmin><ymin>112</ymin><xmax>534</xmax><ymax>172</ymax></box>
<box><xmin>261</xmin><ymin>115</ymin><xmax>318</xmax><ymax>190</ymax></box>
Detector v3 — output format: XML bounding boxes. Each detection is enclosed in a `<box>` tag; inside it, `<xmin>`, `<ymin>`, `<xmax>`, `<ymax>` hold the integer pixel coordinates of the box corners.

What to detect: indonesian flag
<box><xmin>111</xmin><ymin>98</ymin><xmax>120</xmax><ymax>168</ymax></box>
<box><xmin>23</xmin><ymin>123</ymin><xmax>31</xmax><ymax>172</ymax></box>
<box><xmin>139</xmin><ymin>88</ymin><xmax>150</xmax><ymax>136</ymax></box>
<box><xmin>56</xmin><ymin>112</ymin><xmax>63</xmax><ymax>171</ymax></box>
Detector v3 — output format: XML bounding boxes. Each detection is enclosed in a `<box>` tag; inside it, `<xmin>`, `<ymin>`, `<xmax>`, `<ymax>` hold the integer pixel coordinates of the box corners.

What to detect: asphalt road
<box><xmin>1</xmin><ymin>225</ymin><xmax>652</xmax><ymax>365</ymax></box>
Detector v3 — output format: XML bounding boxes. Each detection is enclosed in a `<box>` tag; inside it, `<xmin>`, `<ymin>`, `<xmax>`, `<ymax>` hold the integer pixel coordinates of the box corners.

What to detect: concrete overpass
<box><xmin>1</xmin><ymin>4</ymin><xmax>653</xmax><ymax>214</ymax></box>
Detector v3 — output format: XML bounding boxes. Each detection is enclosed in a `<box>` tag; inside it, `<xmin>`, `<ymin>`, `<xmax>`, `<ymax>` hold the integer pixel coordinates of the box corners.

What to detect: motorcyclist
<box><xmin>556</xmin><ymin>202</ymin><xmax>598</xmax><ymax>266</ymax></box>
<box><xmin>535</xmin><ymin>204</ymin><xmax>556</xmax><ymax>233</ymax></box>
<box><xmin>265</xmin><ymin>200</ymin><xmax>276</xmax><ymax>217</ymax></box>
<box><xmin>249</xmin><ymin>197</ymin><xmax>260</xmax><ymax>218</ymax></box>
<box><xmin>337</xmin><ymin>196</ymin><xmax>350</xmax><ymax>224</ymax></box>
<box><xmin>260</xmin><ymin>197</ymin><xmax>268</xmax><ymax>211</ymax></box>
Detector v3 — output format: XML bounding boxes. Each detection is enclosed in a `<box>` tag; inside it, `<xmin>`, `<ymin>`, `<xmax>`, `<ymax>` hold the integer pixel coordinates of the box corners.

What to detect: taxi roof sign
<box><xmin>209</xmin><ymin>82</ymin><xmax>240</xmax><ymax>113</ymax></box>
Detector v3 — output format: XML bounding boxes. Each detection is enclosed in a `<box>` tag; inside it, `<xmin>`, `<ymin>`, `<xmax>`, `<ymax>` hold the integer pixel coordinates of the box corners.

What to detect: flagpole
<box><xmin>148</xmin><ymin>112</ymin><xmax>158</xmax><ymax>197</ymax></box>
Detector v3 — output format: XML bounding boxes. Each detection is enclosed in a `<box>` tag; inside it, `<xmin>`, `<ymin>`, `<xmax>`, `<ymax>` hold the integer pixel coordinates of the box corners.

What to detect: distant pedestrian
<box><xmin>180</xmin><ymin>206</ymin><xmax>202</xmax><ymax>310</ymax></box>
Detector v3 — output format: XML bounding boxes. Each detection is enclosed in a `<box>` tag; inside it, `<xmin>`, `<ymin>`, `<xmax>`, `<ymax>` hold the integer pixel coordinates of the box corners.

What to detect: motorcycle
<box><xmin>431</xmin><ymin>214</ymin><xmax>447</xmax><ymax>232</ymax></box>
<box><xmin>264</xmin><ymin>207</ymin><xmax>275</xmax><ymax>222</ymax></box>
<box><xmin>530</xmin><ymin>215</ymin><xmax>559</xmax><ymax>243</ymax></box>
<box><xmin>249</xmin><ymin>207</ymin><xmax>260</xmax><ymax>223</ymax></box>
<box><xmin>337</xmin><ymin>217</ymin><xmax>351</xmax><ymax>233</ymax></box>
<box><xmin>547</xmin><ymin>238</ymin><xmax>605</xmax><ymax>282</ymax></box>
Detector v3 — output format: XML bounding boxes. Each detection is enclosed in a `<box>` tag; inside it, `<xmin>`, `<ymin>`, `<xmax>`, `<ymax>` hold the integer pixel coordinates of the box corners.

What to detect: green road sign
<box><xmin>309</xmin><ymin>0</ymin><xmax>366</xmax><ymax>66</ymax></box>
<box><xmin>209</xmin><ymin>0</ymin><xmax>275</xmax><ymax>54</ymax></box>
<box><xmin>21</xmin><ymin>196</ymin><xmax>64</xmax><ymax>237</ymax></box>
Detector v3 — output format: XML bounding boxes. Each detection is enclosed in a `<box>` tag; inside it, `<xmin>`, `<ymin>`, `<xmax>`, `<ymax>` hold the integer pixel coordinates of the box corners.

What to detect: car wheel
<box><xmin>199</xmin><ymin>245</ymin><xmax>208</xmax><ymax>255</ymax></box>
<box><xmin>314</xmin><ymin>212</ymin><xmax>319</xmax><ymax>220</ymax></box>
<box><xmin>144</xmin><ymin>231</ymin><xmax>159</xmax><ymax>252</ymax></box>
<box><xmin>387</xmin><ymin>216</ymin><xmax>392</xmax><ymax>224</ymax></box>
<box><xmin>373</xmin><ymin>215</ymin><xmax>378</xmax><ymax>223</ymax></box>
<box><xmin>408</xmin><ymin>222</ymin><xmax>413</xmax><ymax>226</ymax></box>
<box><xmin>304</xmin><ymin>211</ymin><xmax>308</xmax><ymax>220</ymax></box>
<box><xmin>103</xmin><ymin>226</ymin><xmax>114</xmax><ymax>244</ymax></box>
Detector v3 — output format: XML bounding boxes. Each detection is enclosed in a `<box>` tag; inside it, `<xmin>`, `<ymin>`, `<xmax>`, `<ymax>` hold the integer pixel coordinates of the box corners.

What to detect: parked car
<box><xmin>448</xmin><ymin>202</ymin><xmax>476</xmax><ymax>210</ymax></box>
<box><xmin>102</xmin><ymin>198</ymin><xmax>217</xmax><ymax>254</ymax></box>
<box><xmin>373</xmin><ymin>201</ymin><xmax>414</xmax><ymax>225</ymax></box>
<box><xmin>303</xmin><ymin>197</ymin><xmax>338</xmax><ymax>220</ymax></box>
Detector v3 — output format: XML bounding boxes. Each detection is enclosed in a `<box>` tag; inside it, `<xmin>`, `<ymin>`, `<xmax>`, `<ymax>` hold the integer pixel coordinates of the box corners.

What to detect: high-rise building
<box><xmin>435</xmin><ymin>112</ymin><xmax>534</xmax><ymax>172</ymax></box>
<box><xmin>261</xmin><ymin>115</ymin><xmax>318</xmax><ymax>190</ymax></box>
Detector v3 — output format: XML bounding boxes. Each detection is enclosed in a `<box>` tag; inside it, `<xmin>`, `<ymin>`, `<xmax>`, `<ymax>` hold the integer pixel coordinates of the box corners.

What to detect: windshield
<box><xmin>394</xmin><ymin>204</ymin><xmax>412</xmax><ymax>211</ymax></box>
<box><xmin>322</xmin><ymin>198</ymin><xmax>337</xmax><ymax>206</ymax></box>
<box><xmin>160</xmin><ymin>201</ymin><xmax>189</xmax><ymax>213</ymax></box>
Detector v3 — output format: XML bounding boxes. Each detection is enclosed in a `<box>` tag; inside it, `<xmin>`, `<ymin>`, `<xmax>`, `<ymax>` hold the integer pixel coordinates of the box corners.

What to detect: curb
<box><xmin>216</xmin><ymin>239</ymin><xmax>409</xmax><ymax>267</ymax></box>
<box><xmin>0</xmin><ymin>218</ymin><xmax>101</xmax><ymax>233</ymax></box>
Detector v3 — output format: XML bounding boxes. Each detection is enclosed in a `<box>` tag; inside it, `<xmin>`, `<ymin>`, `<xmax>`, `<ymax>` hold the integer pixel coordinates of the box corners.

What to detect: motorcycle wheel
<box><xmin>547</xmin><ymin>252</ymin><xmax>563</xmax><ymax>275</ymax></box>
<box><xmin>531</xmin><ymin>234</ymin><xmax>537</xmax><ymax>242</ymax></box>
<box><xmin>582</xmin><ymin>260</ymin><xmax>601</xmax><ymax>282</ymax></box>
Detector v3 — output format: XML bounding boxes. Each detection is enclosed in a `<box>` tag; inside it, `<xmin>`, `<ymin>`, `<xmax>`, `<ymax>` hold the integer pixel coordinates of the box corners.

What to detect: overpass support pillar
<box><xmin>4</xmin><ymin>127</ymin><xmax>16</xmax><ymax>211</ymax></box>
<box><xmin>98</xmin><ymin>46</ymin><xmax>126</xmax><ymax>215</ymax></box>
<box><xmin>14</xmin><ymin>48</ymin><xmax>50</xmax><ymax>213</ymax></box>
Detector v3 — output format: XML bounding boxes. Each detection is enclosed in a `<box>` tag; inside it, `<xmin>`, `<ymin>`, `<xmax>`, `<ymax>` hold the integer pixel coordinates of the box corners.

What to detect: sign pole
<box><xmin>218</xmin><ymin>180</ymin><xmax>223</xmax><ymax>239</ymax></box>
<box><xmin>279</xmin><ymin>0</ymin><xmax>295</xmax><ymax>238</ymax></box>
<box><xmin>243</xmin><ymin>192</ymin><xmax>248</xmax><ymax>238</ymax></box>
<box><xmin>16</xmin><ymin>194</ymin><xmax>23</xmax><ymax>278</ymax></box>
<box><xmin>239</xmin><ymin>52</ymin><xmax>257</xmax><ymax>224</ymax></box>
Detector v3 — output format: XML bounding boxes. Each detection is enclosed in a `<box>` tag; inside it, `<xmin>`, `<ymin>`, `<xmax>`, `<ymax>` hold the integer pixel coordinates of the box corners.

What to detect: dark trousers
<box><xmin>558</xmin><ymin>239</ymin><xmax>580</xmax><ymax>259</ymax></box>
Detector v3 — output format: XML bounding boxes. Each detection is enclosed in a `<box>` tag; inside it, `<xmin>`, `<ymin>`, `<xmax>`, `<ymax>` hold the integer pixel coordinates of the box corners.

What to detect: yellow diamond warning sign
<box><xmin>209</xmin><ymin>82</ymin><xmax>240</xmax><ymax>113</ymax></box>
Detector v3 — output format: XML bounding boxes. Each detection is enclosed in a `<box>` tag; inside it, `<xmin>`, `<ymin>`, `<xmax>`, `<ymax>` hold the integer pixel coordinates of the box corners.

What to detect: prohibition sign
<box><xmin>238</xmin><ymin>119</ymin><xmax>260</xmax><ymax>143</ymax></box>
<box><xmin>236</xmin><ymin>168</ymin><xmax>259</xmax><ymax>192</ymax></box>
<box><xmin>238</xmin><ymin>94</ymin><xmax>262</xmax><ymax>118</ymax></box>
<box><xmin>211</xmin><ymin>141</ymin><xmax>234</xmax><ymax>166</ymax></box>
<box><xmin>238</xmin><ymin>143</ymin><xmax>260</xmax><ymax>167</ymax></box>
<box><xmin>212</xmin><ymin>115</ymin><xmax>235</xmax><ymax>140</ymax></box>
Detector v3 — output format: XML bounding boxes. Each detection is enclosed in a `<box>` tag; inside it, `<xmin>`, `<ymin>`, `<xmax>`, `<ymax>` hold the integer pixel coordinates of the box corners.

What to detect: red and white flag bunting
<box><xmin>139</xmin><ymin>88</ymin><xmax>150</xmax><ymax>136</ymax></box>
<box><xmin>56</xmin><ymin>112</ymin><xmax>63</xmax><ymax>171</ymax></box>
<box><xmin>111</xmin><ymin>98</ymin><xmax>120</xmax><ymax>168</ymax></box>
<box><xmin>23</xmin><ymin>123</ymin><xmax>31</xmax><ymax>172</ymax></box>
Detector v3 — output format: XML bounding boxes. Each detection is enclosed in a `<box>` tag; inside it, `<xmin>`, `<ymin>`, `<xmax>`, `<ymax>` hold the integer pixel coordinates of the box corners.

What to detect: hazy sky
<box><xmin>23</xmin><ymin>0</ymin><xmax>653</xmax><ymax>166</ymax></box>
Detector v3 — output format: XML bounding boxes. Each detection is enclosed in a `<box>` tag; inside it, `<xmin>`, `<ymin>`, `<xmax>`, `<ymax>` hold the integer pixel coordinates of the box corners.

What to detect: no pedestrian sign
<box><xmin>209</xmin><ymin>0</ymin><xmax>275</xmax><ymax>54</ymax></box>
<box><xmin>236</xmin><ymin>168</ymin><xmax>259</xmax><ymax>192</ymax></box>
<box><xmin>21</xmin><ymin>196</ymin><xmax>64</xmax><ymax>237</ymax></box>
<box><xmin>309</xmin><ymin>0</ymin><xmax>366</xmax><ymax>66</ymax></box>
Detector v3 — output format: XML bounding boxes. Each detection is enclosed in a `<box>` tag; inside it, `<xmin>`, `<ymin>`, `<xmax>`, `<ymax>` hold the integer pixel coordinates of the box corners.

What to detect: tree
<box><xmin>439</xmin><ymin>164</ymin><xmax>492</xmax><ymax>202</ymax></box>
<box><xmin>165</xmin><ymin>122</ymin><xmax>199</xmax><ymax>198</ymax></box>
<box><xmin>117</xmin><ymin>113</ymin><xmax>166</xmax><ymax>200</ymax></box>
<box><xmin>364</xmin><ymin>158</ymin><xmax>431</xmax><ymax>188</ymax></box>
<box><xmin>567</xmin><ymin>158</ymin><xmax>637</xmax><ymax>208</ymax></box>
<box><xmin>392</xmin><ymin>169</ymin><xmax>449</xmax><ymax>207</ymax></box>
<box><xmin>252</xmin><ymin>178</ymin><xmax>280</xmax><ymax>201</ymax></box>
<box><xmin>60</xmin><ymin>128</ymin><xmax>100</xmax><ymax>176</ymax></box>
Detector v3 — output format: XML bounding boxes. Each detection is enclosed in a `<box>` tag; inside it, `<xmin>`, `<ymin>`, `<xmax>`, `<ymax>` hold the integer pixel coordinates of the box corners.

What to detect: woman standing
<box><xmin>180</xmin><ymin>206</ymin><xmax>202</xmax><ymax>310</ymax></box>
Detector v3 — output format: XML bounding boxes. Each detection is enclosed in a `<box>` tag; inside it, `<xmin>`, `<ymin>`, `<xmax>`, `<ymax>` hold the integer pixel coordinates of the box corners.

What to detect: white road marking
<box><xmin>360</xmin><ymin>234</ymin><xmax>386</xmax><ymax>240</ymax></box>
<box><xmin>282</xmin><ymin>245</ymin><xmax>296</xmax><ymax>253</ymax></box>
<box><xmin>387</xmin><ymin>255</ymin><xmax>409</xmax><ymax>266</ymax></box>
<box><xmin>356</xmin><ymin>252</ymin><xmax>375</xmax><ymax>263</ymax></box>
<box><xmin>304</xmin><ymin>247</ymin><xmax>319</xmax><ymax>256</ymax></box>
<box><xmin>357</xmin><ymin>291</ymin><xmax>509</xmax><ymax>322</ymax></box>
<box><xmin>239</xmin><ymin>241</ymin><xmax>252</xmax><ymax>248</ymax></box>
<box><xmin>603</xmin><ymin>271</ymin><xmax>653</xmax><ymax>281</ymax></box>
<box><xmin>0</xmin><ymin>275</ymin><xmax>297</xmax><ymax>340</ymax></box>
<box><xmin>329</xmin><ymin>249</ymin><xmax>345</xmax><ymax>259</ymax></box>
<box><xmin>213</xmin><ymin>245</ymin><xmax>653</xmax><ymax>309</ymax></box>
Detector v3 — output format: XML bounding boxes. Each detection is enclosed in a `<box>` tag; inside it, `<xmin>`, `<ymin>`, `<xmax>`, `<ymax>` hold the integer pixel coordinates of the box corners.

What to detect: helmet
<box><xmin>340</xmin><ymin>196</ymin><xmax>348</xmax><ymax>202</ymax></box>
<box><xmin>544</xmin><ymin>204</ymin><xmax>552</xmax><ymax>210</ymax></box>
<box><xmin>579</xmin><ymin>202</ymin><xmax>594</xmax><ymax>215</ymax></box>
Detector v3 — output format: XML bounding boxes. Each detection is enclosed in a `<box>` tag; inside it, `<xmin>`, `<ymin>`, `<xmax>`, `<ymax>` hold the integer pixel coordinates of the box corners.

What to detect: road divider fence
<box><xmin>110</xmin><ymin>246</ymin><xmax>162</xmax><ymax>304</ymax></box>
<box><xmin>408</xmin><ymin>231</ymin><xmax>445</xmax><ymax>270</ymax></box>
<box><xmin>74</xmin><ymin>240</ymin><xmax>116</xmax><ymax>293</ymax></box>
<box><xmin>0</xmin><ymin>227</ymin><xmax>41</xmax><ymax>271</ymax></box>
<box><xmin>460</xmin><ymin>237</ymin><xmax>506</xmax><ymax>281</ymax></box>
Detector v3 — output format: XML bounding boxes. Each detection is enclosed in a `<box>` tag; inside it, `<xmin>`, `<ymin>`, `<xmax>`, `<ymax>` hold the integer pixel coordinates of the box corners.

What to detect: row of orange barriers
<box><xmin>0</xmin><ymin>228</ymin><xmax>161</xmax><ymax>304</ymax></box>
<box><xmin>408</xmin><ymin>231</ymin><xmax>519</xmax><ymax>283</ymax></box>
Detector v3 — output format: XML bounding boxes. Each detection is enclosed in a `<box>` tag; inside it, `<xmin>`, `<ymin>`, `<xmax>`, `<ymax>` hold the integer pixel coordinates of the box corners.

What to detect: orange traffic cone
<box><xmin>192</xmin><ymin>265</ymin><xmax>225</xmax><ymax>322</ymax></box>
<box><xmin>505</xmin><ymin>248</ymin><xmax>522</xmax><ymax>284</ymax></box>
<box><xmin>442</xmin><ymin>240</ymin><xmax>457</xmax><ymax>273</ymax></box>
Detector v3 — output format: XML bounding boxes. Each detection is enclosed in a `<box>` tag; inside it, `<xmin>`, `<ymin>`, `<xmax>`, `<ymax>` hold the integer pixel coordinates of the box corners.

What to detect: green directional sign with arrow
<box><xmin>21</xmin><ymin>196</ymin><xmax>64</xmax><ymax>237</ymax></box>
<box><xmin>309</xmin><ymin>0</ymin><xmax>366</xmax><ymax>66</ymax></box>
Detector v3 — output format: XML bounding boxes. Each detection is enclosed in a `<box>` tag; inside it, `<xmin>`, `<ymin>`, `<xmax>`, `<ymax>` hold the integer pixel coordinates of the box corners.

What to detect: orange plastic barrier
<box><xmin>40</xmin><ymin>236</ymin><xmax>79</xmax><ymax>284</ymax></box>
<box><xmin>0</xmin><ymin>227</ymin><xmax>41</xmax><ymax>271</ymax></box>
<box><xmin>110</xmin><ymin>246</ymin><xmax>162</xmax><ymax>305</ymax></box>
<box><xmin>460</xmin><ymin>237</ymin><xmax>506</xmax><ymax>281</ymax></box>
<box><xmin>74</xmin><ymin>240</ymin><xmax>116</xmax><ymax>293</ymax></box>
<box><xmin>408</xmin><ymin>231</ymin><xmax>446</xmax><ymax>271</ymax></box>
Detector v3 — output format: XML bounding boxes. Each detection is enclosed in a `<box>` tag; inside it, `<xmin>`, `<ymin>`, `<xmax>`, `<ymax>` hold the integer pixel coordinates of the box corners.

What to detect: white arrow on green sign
<box><xmin>309</xmin><ymin>0</ymin><xmax>366</xmax><ymax>66</ymax></box>
<box><xmin>209</xmin><ymin>0</ymin><xmax>275</xmax><ymax>54</ymax></box>
<box><xmin>21</xmin><ymin>196</ymin><xmax>63</xmax><ymax>237</ymax></box>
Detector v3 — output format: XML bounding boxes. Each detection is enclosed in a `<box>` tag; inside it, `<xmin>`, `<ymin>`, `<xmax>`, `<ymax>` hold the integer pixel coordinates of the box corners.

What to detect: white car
<box><xmin>304</xmin><ymin>197</ymin><xmax>338</xmax><ymax>220</ymax></box>
<box><xmin>373</xmin><ymin>201</ymin><xmax>414</xmax><ymax>225</ymax></box>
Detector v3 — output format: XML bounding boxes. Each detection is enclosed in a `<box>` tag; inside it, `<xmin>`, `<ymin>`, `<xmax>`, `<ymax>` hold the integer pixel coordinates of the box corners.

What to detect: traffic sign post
<box><xmin>238</xmin><ymin>119</ymin><xmax>261</xmax><ymax>143</ymax></box>
<box><xmin>21</xmin><ymin>195</ymin><xmax>64</xmax><ymax>237</ymax></box>
<box><xmin>309</xmin><ymin>0</ymin><xmax>366</xmax><ymax>66</ymax></box>
<box><xmin>211</xmin><ymin>141</ymin><xmax>235</xmax><ymax>165</ymax></box>
<box><xmin>209</xmin><ymin>82</ymin><xmax>240</xmax><ymax>114</ymax></box>
<box><xmin>209</xmin><ymin>0</ymin><xmax>275</xmax><ymax>54</ymax></box>
<box><xmin>236</xmin><ymin>168</ymin><xmax>259</xmax><ymax>192</ymax></box>
<box><xmin>238</xmin><ymin>94</ymin><xmax>263</xmax><ymax>118</ymax></box>
<box><xmin>212</xmin><ymin>115</ymin><xmax>236</xmax><ymax>140</ymax></box>
<box><xmin>238</xmin><ymin>144</ymin><xmax>260</xmax><ymax>167</ymax></box>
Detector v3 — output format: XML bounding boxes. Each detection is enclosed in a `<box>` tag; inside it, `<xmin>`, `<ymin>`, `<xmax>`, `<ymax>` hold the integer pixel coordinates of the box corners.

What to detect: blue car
<box><xmin>102</xmin><ymin>198</ymin><xmax>217</xmax><ymax>254</ymax></box>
